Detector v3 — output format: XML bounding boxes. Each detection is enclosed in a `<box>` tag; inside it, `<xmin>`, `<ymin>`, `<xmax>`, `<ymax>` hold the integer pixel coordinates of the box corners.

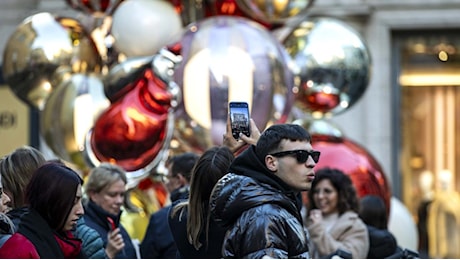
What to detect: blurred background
<box><xmin>1</xmin><ymin>0</ymin><xmax>460</xmax><ymax>258</ymax></box>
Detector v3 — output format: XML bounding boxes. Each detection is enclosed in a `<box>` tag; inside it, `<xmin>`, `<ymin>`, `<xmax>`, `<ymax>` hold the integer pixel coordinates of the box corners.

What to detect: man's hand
<box><xmin>223</xmin><ymin>116</ymin><xmax>261</xmax><ymax>154</ymax></box>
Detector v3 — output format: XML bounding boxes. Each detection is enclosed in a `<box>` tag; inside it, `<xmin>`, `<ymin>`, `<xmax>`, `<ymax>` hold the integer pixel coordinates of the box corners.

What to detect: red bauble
<box><xmin>305</xmin><ymin>91</ymin><xmax>340</xmax><ymax>111</ymax></box>
<box><xmin>312</xmin><ymin>134</ymin><xmax>392</xmax><ymax>214</ymax></box>
<box><xmin>90</xmin><ymin>68</ymin><xmax>172</xmax><ymax>171</ymax></box>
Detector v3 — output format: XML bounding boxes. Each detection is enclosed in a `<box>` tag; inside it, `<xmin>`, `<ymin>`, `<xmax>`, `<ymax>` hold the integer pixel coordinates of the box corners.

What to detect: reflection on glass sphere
<box><xmin>283</xmin><ymin>17</ymin><xmax>371</xmax><ymax>117</ymax></box>
<box><xmin>88</xmin><ymin>68</ymin><xmax>173</xmax><ymax>173</ymax></box>
<box><xmin>172</xmin><ymin>16</ymin><xmax>294</xmax><ymax>153</ymax></box>
<box><xmin>294</xmin><ymin>118</ymin><xmax>344</xmax><ymax>140</ymax></box>
<box><xmin>235</xmin><ymin>0</ymin><xmax>315</xmax><ymax>25</ymax></box>
<box><xmin>2</xmin><ymin>13</ymin><xmax>103</xmax><ymax>110</ymax></box>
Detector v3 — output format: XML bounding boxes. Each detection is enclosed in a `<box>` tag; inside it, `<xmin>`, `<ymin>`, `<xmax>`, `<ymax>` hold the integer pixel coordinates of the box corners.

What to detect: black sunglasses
<box><xmin>270</xmin><ymin>150</ymin><xmax>321</xmax><ymax>164</ymax></box>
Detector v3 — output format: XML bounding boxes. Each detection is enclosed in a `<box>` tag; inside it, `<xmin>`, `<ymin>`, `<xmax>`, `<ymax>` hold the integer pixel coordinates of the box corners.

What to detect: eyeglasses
<box><xmin>270</xmin><ymin>150</ymin><xmax>321</xmax><ymax>164</ymax></box>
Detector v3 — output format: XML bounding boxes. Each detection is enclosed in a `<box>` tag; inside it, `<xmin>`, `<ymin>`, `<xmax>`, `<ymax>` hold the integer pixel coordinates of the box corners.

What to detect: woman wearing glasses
<box><xmin>306</xmin><ymin>168</ymin><xmax>370</xmax><ymax>258</ymax></box>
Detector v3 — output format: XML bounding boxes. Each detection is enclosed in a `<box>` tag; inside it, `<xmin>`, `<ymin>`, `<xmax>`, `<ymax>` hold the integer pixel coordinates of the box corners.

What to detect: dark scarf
<box><xmin>18</xmin><ymin>209</ymin><xmax>83</xmax><ymax>258</ymax></box>
<box><xmin>86</xmin><ymin>199</ymin><xmax>122</xmax><ymax>229</ymax></box>
<box><xmin>6</xmin><ymin>206</ymin><xmax>28</xmax><ymax>231</ymax></box>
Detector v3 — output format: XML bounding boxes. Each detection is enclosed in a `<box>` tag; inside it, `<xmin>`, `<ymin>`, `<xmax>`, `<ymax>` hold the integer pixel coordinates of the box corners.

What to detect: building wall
<box><xmin>2</xmin><ymin>0</ymin><xmax>460</xmax><ymax>196</ymax></box>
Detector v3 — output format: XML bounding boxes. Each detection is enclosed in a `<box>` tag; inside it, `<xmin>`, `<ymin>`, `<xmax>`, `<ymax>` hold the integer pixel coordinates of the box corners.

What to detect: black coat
<box><xmin>141</xmin><ymin>186</ymin><xmax>189</xmax><ymax>259</ymax></box>
<box><xmin>209</xmin><ymin>145</ymin><xmax>310</xmax><ymax>258</ymax></box>
<box><xmin>366</xmin><ymin>225</ymin><xmax>400</xmax><ymax>259</ymax></box>
<box><xmin>140</xmin><ymin>205</ymin><xmax>177</xmax><ymax>258</ymax></box>
<box><xmin>168</xmin><ymin>199</ymin><xmax>227</xmax><ymax>258</ymax></box>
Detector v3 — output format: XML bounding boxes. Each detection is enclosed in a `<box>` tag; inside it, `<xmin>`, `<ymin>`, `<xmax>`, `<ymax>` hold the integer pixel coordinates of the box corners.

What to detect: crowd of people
<box><xmin>0</xmin><ymin>115</ymin><xmax>416</xmax><ymax>259</ymax></box>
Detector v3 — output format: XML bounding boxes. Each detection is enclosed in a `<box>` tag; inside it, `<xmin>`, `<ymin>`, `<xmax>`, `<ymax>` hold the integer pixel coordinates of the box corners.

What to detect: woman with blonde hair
<box><xmin>83</xmin><ymin>163</ymin><xmax>137</xmax><ymax>258</ymax></box>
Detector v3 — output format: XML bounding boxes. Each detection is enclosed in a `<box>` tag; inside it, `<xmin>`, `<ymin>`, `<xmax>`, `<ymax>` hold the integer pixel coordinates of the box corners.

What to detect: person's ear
<box><xmin>176</xmin><ymin>173</ymin><xmax>188</xmax><ymax>185</ymax></box>
<box><xmin>265</xmin><ymin>155</ymin><xmax>278</xmax><ymax>172</ymax></box>
<box><xmin>87</xmin><ymin>190</ymin><xmax>98</xmax><ymax>202</ymax></box>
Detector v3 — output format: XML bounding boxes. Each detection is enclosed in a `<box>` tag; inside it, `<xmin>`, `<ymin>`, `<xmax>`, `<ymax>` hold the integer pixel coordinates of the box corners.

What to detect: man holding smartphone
<box><xmin>210</xmin><ymin>123</ymin><xmax>319</xmax><ymax>258</ymax></box>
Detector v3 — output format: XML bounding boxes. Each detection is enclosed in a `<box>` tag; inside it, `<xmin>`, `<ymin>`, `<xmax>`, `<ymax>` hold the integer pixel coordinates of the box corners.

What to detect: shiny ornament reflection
<box><xmin>310</xmin><ymin>132</ymin><xmax>391</xmax><ymax>214</ymax></box>
<box><xmin>87</xmin><ymin>68</ymin><xmax>175</xmax><ymax>174</ymax></box>
<box><xmin>104</xmin><ymin>56</ymin><xmax>154</xmax><ymax>102</ymax></box>
<box><xmin>2</xmin><ymin>13</ymin><xmax>103</xmax><ymax>110</ymax></box>
<box><xmin>168</xmin><ymin>0</ymin><xmax>207</xmax><ymax>26</ymax></box>
<box><xmin>40</xmin><ymin>74</ymin><xmax>109</xmax><ymax>169</ymax></box>
<box><xmin>66</xmin><ymin>0</ymin><xmax>124</xmax><ymax>16</ymax></box>
<box><xmin>111</xmin><ymin>0</ymin><xmax>183</xmax><ymax>57</ymax></box>
<box><xmin>236</xmin><ymin>0</ymin><xmax>315</xmax><ymax>25</ymax></box>
<box><xmin>294</xmin><ymin>117</ymin><xmax>344</xmax><ymax>140</ymax></box>
<box><xmin>173</xmin><ymin>16</ymin><xmax>294</xmax><ymax>153</ymax></box>
<box><xmin>283</xmin><ymin>17</ymin><xmax>371</xmax><ymax>116</ymax></box>
<box><xmin>206</xmin><ymin>0</ymin><xmax>272</xmax><ymax>28</ymax></box>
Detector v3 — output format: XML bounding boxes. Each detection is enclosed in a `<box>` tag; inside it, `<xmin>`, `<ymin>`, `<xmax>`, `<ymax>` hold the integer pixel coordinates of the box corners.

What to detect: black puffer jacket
<box><xmin>210</xmin><ymin>146</ymin><xmax>310</xmax><ymax>258</ymax></box>
<box><xmin>366</xmin><ymin>225</ymin><xmax>401</xmax><ymax>259</ymax></box>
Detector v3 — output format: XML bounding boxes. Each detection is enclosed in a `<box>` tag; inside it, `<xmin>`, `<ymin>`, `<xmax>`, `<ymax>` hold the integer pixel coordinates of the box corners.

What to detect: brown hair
<box><xmin>26</xmin><ymin>162</ymin><xmax>83</xmax><ymax>231</ymax></box>
<box><xmin>0</xmin><ymin>146</ymin><xmax>46</xmax><ymax>208</ymax></box>
<box><xmin>172</xmin><ymin>146</ymin><xmax>234</xmax><ymax>250</ymax></box>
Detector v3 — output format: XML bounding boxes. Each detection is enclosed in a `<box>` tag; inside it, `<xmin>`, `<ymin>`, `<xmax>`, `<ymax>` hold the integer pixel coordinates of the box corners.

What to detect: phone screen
<box><xmin>229</xmin><ymin>102</ymin><xmax>250</xmax><ymax>140</ymax></box>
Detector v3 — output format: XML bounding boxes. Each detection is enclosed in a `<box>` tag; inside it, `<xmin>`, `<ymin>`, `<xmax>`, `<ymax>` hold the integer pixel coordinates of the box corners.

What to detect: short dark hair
<box><xmin>168</xmin><ymin>152</ymin><xmax>200</xmax><ymax>182</ymax></box>
<box><xmin>26</xmin><ymin>162</ymin><xmax>83</xmax><ymax>231</ymax></box>
<box><xmin>359</xmin><ymin>195</ymin><xmax>388</xmax><ymax>229</ymax></box>
<box><xmin>308</xmin><ymin>168</ymin><xmax>359</xmax><ymax>215</ymax></box>
<box><xmin>255</xmin><ymin>124</ymin><xmax>311</xmax><ymax>162</ymax></box>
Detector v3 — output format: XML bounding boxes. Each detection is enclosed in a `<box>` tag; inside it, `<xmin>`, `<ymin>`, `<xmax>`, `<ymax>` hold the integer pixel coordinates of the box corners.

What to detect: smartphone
<box><xmin>229</xmin><ymin>101</ymin><xmax>250</xmax><ymax>140</ymax></box>
<box><xmin>107</xmin><ymin>217</ymin><xmax>116</xmax><ymax>231</ymax></box>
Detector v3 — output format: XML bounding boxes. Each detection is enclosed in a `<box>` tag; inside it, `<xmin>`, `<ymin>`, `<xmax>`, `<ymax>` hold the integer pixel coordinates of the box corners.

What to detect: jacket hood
<box><xmin>210</xmin><ymin>146</ymin><xmax>303</xmax><ymax>228</ymax></box>
<box><xmin>229</xmin><ymin>145</ymin><xmax>299</xmax><ymax>195</ymax></box>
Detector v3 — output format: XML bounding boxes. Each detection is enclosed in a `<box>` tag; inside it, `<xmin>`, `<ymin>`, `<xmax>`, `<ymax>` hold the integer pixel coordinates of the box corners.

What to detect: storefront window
<box><xmin>397</xmin><ymin>30</ymin><xmax>460</xmax><ymax>259</ymax></box>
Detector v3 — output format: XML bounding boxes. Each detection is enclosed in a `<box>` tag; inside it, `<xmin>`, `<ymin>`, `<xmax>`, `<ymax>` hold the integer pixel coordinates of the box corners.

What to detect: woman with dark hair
<box><xmin>0</xmin><ymin>162</ymin><xmax>85</xmax><ymax>258</ymax></box>
<box><xmin>306</xmin><ymin>168</ymin><xmax>369</xmax><ymax>258</ymax></box>
<box><xmin>169</xmin><ymin>146</ymin><xmax>235</xmax><ymax>258</ymax></box>
<box><xmin>359</xmin><ymin>195</ymin><xmax>402</xmax><ymax>258</ymax></box>
<box><xmin>168</xmin><ymin>115</ymin><xmax>261</xmax><ymax>258</ymax></box>
<box><xmin>1</xmin><ymin>150</ymin><xmax>106</xmax><ymax>258</ymax></box>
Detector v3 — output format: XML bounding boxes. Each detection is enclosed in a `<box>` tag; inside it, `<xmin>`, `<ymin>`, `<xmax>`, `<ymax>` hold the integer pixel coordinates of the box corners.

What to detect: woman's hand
<box><xmin>308</xmin><ymin>209</ymin><xmax>323</xmax><ymax>224</ymax></box>
<box><xmin>105</xmin><ymin>228</ymin><xmax>125</xmax><ymax>258</ymax></box>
